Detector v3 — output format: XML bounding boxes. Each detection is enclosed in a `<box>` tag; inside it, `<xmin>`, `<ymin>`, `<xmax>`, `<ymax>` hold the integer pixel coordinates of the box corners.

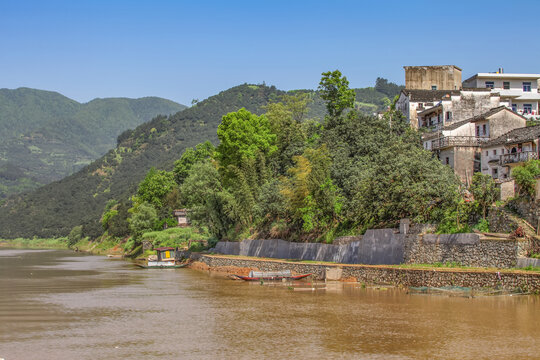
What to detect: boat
<box><xmin>235</xmin><ymin>270</ymin><xmax>312</xmax><ymax>281</ymax></box>
<box><xmin>136</xmin><ymin>262</ymin><xmax>187</xmax><ymax>269</ymax></box>
<box><xmin>136</xmin><ymin>247</ymin><xmax>188</xmax><ymax>269</ymax></box>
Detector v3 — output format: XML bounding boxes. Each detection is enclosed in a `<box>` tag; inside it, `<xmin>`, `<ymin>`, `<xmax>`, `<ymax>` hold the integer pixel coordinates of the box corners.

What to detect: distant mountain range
<box><xmin>0</xmin><ymin>80</ymin><xmax>402</xmax><ymax>239</ymax></box>
<box><xmin>0</xmin><ymin>87</ymin><xmax>186</xmax><ymax>198</ymax></box>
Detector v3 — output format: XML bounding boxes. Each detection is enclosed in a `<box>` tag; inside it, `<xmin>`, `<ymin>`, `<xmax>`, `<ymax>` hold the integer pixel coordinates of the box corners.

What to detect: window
<box><xmin>446</xmin><ymin>111</ymin><xmax>452</xmax><ymax>121</ymax></box>
<box><xmin>524</xmin><ymin>104</ymin><xmax>532</xmax><ymax>114</ymax></box>
<box><xmin>493</xmin><ymin>150</ymin><xmax>497</xmax><ymax>155</ymax></box>
<box><xmin>431</xmin><ymin>85</ymin><xmax>438</xmax><ymax>90</ymax></box>
<box><xmin>512</xmin><ymin>103</ymin><xmax>517</xmax><ymax>112</ymax></box>
<box><xmin>485</xmin><ymin>81</ymin><xmax>494</xmax><ymax>89</ymax></box>
<box><xmin>503</xmin><ymin>81</ymin><xmax>510</xmax><ymax>89</ymax></box>
<box><xmin>418</xmin><ymin>102</ymin><xmax>423</xmax><ymax>108</ymax></box>
<box><xmin>492</xmin><ymin>168</ymin><xmax>498</xmax><ymax>178</ymax></box>
<box><xmin>445</xmin><ymin>157</ymin><xmax>449</xmax><ymax>165</ymax></box>
<box><xmin>482</xmin><ymin>124</ymin><xmax>487</xmax><ymax>135</ymax></box>
<box><xmin>476</xmin><ymin>126</ymin><xmax>480</xmax><ymax>137</ymax></box>
<box><xmin>485</xmin><ymin>151</ymin><xmax>488</xmax><ymax>156</ymax></box>
<box><xmin>523</xmin><ymin>82</ymin><xmax>531</xmax><ymax>92</ymax></box>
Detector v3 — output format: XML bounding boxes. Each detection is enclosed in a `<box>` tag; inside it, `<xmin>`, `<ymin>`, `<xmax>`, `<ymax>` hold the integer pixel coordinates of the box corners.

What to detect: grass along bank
<box><xmin>0</xmin><ymin>237</ymin><xmax>70</xmax><ymax>249</ymax></box>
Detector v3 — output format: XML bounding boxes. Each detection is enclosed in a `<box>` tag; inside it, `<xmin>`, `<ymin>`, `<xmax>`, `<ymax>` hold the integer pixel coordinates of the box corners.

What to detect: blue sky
<box><xmin>1</xmin><ymin>0</ymin><xmax>539</xmax><ymax>106</ymax></box>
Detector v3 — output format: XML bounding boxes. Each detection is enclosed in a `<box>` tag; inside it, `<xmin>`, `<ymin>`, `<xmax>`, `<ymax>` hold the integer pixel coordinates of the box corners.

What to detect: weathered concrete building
<box><xmin>463</xmin><ymin>70</ymin><xmax>540</xmax><ymax>120</ymax></box>
<box><xmin>397</xmin><ymin>65</ymin><xmax>538</xmax><ymax>185</ymax></box>
<box><xmin>422</xmin><ymin>107</ymin><xmax>526</xmax><ymax>185</ymax></box>
<box><xmin>396</xmin><ymin>88</ymin><xmax>502</xmax><ymax>130</ymax></box>
<box><xmin>404</xmin><ymin>65</ymin><xmax>462</xmax><ymax>91</ymax></box>
<box><xmin>481</xmin><ymin>124</ymin><xmax>540</xmax><ymax>180</ymax></box>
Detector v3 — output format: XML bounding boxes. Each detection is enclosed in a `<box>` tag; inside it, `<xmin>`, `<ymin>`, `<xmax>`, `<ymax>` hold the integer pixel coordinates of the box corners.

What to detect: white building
<box><xmin>422</xmin><ymin>106</ymin><xmax>526</xmax><ymax>184</ymax></box>
<box><xmin>463</xmin><ymin>71</ymin><xmax>540</xmax><ymax>120</ymax></box>
<box><xmin>481</xmin><ymin>125</ymin><xmax>540</xmax><ymax>180</ymax></box>
<box><xmin>395</xmin><ymin>89</ymin><xmax>503</xmax><ymax>130</ymax></box>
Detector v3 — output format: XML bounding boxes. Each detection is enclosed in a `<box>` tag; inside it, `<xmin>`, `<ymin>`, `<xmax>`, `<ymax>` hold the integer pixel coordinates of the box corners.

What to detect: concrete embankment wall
<box><xmin>215</xmin><ymin>229</ymin><xmax>404</xmax><ymax>265</ymax></box>
<box><xmin>194</xmin><ymin>255</ymin><xmax>540</xmax><ymax>291</ymax></box>
<box><xmin>214</xmin><ymin>224</ymin><xmax>523</xmax><ymax>268</ymax></box>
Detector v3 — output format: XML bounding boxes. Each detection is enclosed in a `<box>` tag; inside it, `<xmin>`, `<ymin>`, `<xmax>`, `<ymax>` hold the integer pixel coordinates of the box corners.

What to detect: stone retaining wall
<box><xmin>194</xmin><ymin>255</ymin><xmax>540</xmax><ymax>291</ymax></box>
<box><xmin>403</xmin><ymin>233</ymin><xmax>518</xmax><ymax>268</ymax></box>
<box><xmin>508</xmin><ymin>198</ymin><xmax>540</xmax><ymax>229</ymax></box>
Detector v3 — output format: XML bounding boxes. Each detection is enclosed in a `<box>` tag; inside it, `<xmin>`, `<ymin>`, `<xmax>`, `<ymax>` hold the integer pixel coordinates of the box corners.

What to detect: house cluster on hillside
<box><xmin>396</xmin><ymin>65</ymin><xmax>540</xmax><ymax>194</ymax></box>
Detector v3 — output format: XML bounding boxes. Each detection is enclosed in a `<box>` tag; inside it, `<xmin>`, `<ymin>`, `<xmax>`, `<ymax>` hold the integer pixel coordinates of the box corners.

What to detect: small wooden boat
<box><xmin>235</xmin><ymin>270</ymin><xmax>311</xmax><ymax>281</ymax></box>
<box><xmin>136</xmin><ymin>262</ymin><xmax>187</xmax><ymax>269</ymax></box>
<box><xmin>136</xmin><ymin>247</ymin><xmax>188</xmax><ymax>269</ymax></box>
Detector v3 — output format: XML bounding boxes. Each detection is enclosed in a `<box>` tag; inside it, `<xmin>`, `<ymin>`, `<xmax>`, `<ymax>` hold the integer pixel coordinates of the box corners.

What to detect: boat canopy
<box><xmin>249</xmin><ymin>270</ymin><xmax>292</xmax><ymax>278</ymax></box>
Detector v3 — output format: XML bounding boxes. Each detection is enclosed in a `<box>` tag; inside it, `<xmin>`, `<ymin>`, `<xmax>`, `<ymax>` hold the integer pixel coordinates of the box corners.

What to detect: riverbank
<box><xmin>189</xmin><ymin>254</ymin><xmax>540</xmax><ymax>292</ymax></box>
<box><xmin>0</xmin><ymin>237</ymin><xmax>70</xmax><ymax>249</ymax></box>
<box><xmin>0</xmin><ymin>237</ymin><xmax>123</xmax><ymax>255</ymax></box>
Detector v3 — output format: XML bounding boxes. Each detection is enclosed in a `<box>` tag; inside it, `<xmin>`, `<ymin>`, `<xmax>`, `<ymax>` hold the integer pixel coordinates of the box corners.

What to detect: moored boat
<box><xmin>235</xmin><ymin>270</ymin><xmax>311</xmax><ymax>281</ymax></box>
<box><xmin>136</xmin><ymin>262</ymin><xmax>187</xmax><ymax>269</ymax></box>
<box><xmin>137</xmin><ymin>247</ymin><xmax>188</xmax><ymax>269</ymax></box>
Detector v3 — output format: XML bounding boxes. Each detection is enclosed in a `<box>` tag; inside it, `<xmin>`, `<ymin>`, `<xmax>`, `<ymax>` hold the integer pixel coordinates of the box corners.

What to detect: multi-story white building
<box><xmin>396</xmin><ymin>65</ymin><xmax>538</xmax><ymax>185</ymax></box>
<box><xmin>395</xmin><ymin>89</ymin><xmax>504</xmax><ymax>130</ymax></box>
<box><xmin>481</xmin><ymin>125</ymin><xmax>540</xmax><ymax>180</ymax></box>
<box><xmin>422</xmin><ymin>106</ymin><xmax>526</xmax><ymax>184</ymax></box>
<box><xmin>463</xmin><ymin>71</ymin><xmax>540</xmax><ymax>120</ymax></box>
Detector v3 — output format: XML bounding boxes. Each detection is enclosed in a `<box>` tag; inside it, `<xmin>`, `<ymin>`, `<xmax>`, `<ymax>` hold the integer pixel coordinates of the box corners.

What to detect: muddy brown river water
<box><xmin>0</xmin><ymin>249</ymin><xmax>539</xmax><ymax>359</ymax></box>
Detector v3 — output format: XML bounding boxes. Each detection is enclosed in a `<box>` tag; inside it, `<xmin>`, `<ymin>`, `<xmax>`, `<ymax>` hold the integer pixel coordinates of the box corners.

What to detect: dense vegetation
<box><xmin>100</xmin><ymin>71</ymin><xmax>462</xmax><ymax>252</ymax></box>
<box><xmin>0</xmin><ymin>78</ymin><xmax>404</xmax><ymax>240</ymax></box>
<box><xmin>0</xmin><ymin>88</ymin><xmax>186</xmax><ymax>198</ymax></box>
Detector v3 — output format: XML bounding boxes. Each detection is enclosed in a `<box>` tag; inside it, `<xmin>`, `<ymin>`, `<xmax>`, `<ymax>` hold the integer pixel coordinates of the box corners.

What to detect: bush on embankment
<box><xmin>141</xmin><ymin>227</ymin><xmax>215</xmax><ymax>250</ymax></box>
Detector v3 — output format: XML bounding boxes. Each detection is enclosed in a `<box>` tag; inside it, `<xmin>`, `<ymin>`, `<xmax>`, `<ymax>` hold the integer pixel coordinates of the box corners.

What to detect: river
<box><xmin>0</xmin><ymin>249</ymin><xmax>538</xmax><ymax>359</ymax></box>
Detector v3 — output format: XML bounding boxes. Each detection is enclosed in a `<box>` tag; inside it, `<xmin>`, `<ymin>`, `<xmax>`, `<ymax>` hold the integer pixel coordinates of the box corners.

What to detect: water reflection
<box><xmin>0</xmin><ymin>249</ymin><xmax>538</xmax><ymax>359</ymax></box>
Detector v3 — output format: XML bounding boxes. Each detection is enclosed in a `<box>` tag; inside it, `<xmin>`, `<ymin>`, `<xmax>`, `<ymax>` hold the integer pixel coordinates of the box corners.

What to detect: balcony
<box><xmin>500</xmin><ymin>151</ymin><xmax>539</xmax><ymax>165</ymax></box>
<box><xmin>515</xmin><ymin>109</ymin><xmax>539</xmax><ymax>119</ymax></box>
<box><xmin>420</xmin><ymin>124</ymin><xmax>444</xmax><ymax>133</ymax></box>
<box><xmin>431</xmin><ymin>136</ymin><xmax>489</xmax><ymax>150</ymax></box>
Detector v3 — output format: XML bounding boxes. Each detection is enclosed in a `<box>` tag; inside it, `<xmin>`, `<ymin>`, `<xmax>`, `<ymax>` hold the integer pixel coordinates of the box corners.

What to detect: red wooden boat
<box><xmin>236</xmin><ymin>270</ymin><xmax>312</xmax><ymax>281</ymax></box>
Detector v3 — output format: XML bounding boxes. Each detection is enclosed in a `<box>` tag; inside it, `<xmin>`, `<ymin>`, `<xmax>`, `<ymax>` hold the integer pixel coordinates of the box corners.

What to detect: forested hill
<box><xmin>0</xmin><ymin>88</ymin><xmax>186</xmax><ymax>198</ymax></box>
<box><xmin>0</xmin><ymin>79</ymin><xmax>402</xmax><ymax>239</ymax></box>
<box><xmin>0</xmin><ymin>85</ymin><xmax>287</xmax><ymax>238</ymax></box>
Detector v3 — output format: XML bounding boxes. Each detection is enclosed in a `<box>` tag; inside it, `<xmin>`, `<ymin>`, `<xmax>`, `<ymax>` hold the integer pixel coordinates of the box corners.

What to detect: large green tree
<box><xmin>136</xmin><ymin>168</ymin><xmax>176</xmax><ymax>209</ymax></box>
<box><xmin>216</xmin><ymin>108</ymin><xmax>277</xmax><ymax>174</ymax></box>
<box><xmin>318</xmin><ymin>70</ymin><xmax>356</xmax><ymax>122</ymax></box>
<box><xmin>281</xmin><ymin>145</ymin><xmax>342</xmax><ymax>233</ymax></box>
<box><xmin>128</xmin><ymin>202</ymin><xmax>158</xmax><ymax>240</ymax></box>
<box><xmin>173</xmin><ymin>141</ymin><xmax>215</xmax><ymax>184</ymax></box>
<box><xmin>179</xmin><ymin>161</ymin><xmax>235</xmax><ymax>239</ymax></box>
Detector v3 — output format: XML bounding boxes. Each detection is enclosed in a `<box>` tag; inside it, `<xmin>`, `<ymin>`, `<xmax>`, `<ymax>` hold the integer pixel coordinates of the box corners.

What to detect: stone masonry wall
<box><xmin>403</xmin><ymin>232</ymin><xmax>518</xmax><ymax>268</ymax></box>
<box><xmin>508</xmin><ymin>198</ymin><xmax>540</xmax><ymax>230</ymax></box>
<box><xmin>488</xmin><ymin>206</ymin><xmax>520</xmax><ymax>234</ymax></box>
<box><xmin>194</xmin><ymin>255</ymin><xmax>540</xmax><ymax>291</ymax></box>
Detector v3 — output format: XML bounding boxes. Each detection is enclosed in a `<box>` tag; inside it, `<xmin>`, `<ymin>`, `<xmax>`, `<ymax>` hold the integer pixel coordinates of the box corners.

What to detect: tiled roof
<box><xmin>484</xmin><ymin>125</ymin><xmax>540</xmax><ymax>147</ymax></box>
<box><xmin>401</xmin><ymin>89</ymin><xmax>460</xmax><ymax>102</ymax></box>
<box><xmin>402</xmin><ymin>88</ymin><xmax>494</xmax><ymax>102</ymax></box>
<box><xmin>443</xmin><ymin>106</ymin><xmax>521</xmax><ymax>131</ymax></box>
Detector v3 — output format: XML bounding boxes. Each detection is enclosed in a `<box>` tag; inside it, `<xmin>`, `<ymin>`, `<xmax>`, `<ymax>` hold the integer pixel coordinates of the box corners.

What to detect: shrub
<box><xmin>67</xmin><ymin>226</ymin><xmax>83</xmax><ymax>248</ymax></box>
<box><xmin>512</xmin><ymin>159</ymin><xmax>540</xmax><ymax>197</ymax></box>
<box><xmin>473</xmin><ymin>219</ymin><xmax>490</xmax><ymax>233</ymax></box>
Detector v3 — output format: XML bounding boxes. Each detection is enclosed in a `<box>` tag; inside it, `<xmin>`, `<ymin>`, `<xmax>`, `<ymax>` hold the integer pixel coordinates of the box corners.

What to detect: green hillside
<box><xmin>0</xmin><ymin>79</ymin><xmax>402</xmax><ymax>239</ymax></box>
<box><xmin>0</xmin><ymin>88</ymin><xmax>186</xmax><ymax>198</ymax></box>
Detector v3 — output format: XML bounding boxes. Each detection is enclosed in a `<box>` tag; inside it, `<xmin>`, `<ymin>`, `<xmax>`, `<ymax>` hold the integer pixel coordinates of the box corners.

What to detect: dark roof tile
<box><xmin>443</xmin><ymin>106</ymin><xmax>522</xmax><ymax>130</ymax></box>
<box><xmin>401</xmin><ymin>89</ymin><xmax>460</xmax><ymax>102</ymax></box>
<box><xmin>484</xmin><ymin>125</ymin><xmax>540</xmax><ymax>147</ymax></box>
